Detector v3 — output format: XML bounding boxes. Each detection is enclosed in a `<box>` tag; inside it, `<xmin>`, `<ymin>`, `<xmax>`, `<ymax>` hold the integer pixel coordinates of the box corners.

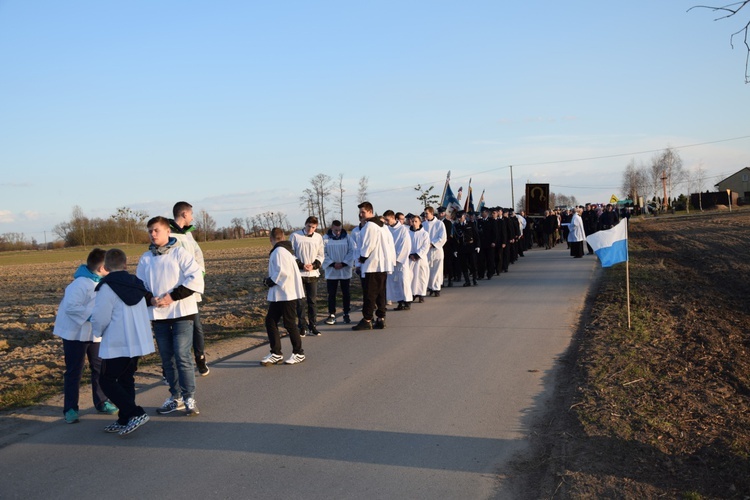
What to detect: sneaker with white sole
<box><xmin>285</xmin><ymin>353</ymin><xmax>306</xmax><ymax>365</ymax></box>
<box><xmin>184</xmin><ymin>398</ymin><xmax>200</xmax><ymax>417</ymax></box>
<box><xmin>308</xmin><ymin>326</ymin><xmax>321</xmax><ymax>336</ymax></box>
<box><xmin>260</xmin><ymin>353</ymin><xmax>284</xmax><ymax>366</ymax></box>
<box><xmin>156</xmin><ymin>397</ymin><xmax>185</xmax><ymax>414</ymax></box>
<box><xmin>325</xmin><ymin>314</ymin><xmax>336</xmax><ymax>325</ymax></box>
<box><xmin>119</xmin><ymin>414</ymin><xmax>149</xmax><ymax>436</ymax></box>
<box><xmin>104</xmin><ymin>421</ymin><xmax>126</xmax><ymax>433</ymax></box>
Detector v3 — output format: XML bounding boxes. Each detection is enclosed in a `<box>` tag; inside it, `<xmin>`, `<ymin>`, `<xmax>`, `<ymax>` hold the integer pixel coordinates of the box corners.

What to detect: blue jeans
<box><xmin>153</xmin><ymin>318</ymin><xmax>196</xmax><ymax>401</ymax></box>
<box><xmin>62</xmin><ymin>339</ymin><xmax>108</xmax><ymax>413</ymax></box>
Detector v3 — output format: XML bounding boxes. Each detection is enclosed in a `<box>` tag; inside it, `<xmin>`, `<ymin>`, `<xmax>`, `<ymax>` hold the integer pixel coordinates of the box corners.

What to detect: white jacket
<box><xmin>388</xmin><ymin>222</ymin><xmax>412</xmax><ymax>266</ymax></box>
<box><xmin>359</xmin><ymin>220</ymin><xmax>395</xmax><ymax>276</ymax></box>
<box><xmin>91</xmin><ymin>284</ymin><xmax>155</xmax><ymax>359</ymax></box>
<box><xmin>136</xmin><ymin>246</ymin><xmax>205</xmax><ymax>320</ymax></box>
<box><xmin>267</xmin><ymin>242</ymin><xmax>305</xmax><ymax>302</ymax></box>
<box><xmin>290</xmin><ymin>230</ymin><xmax>325</xmax><ymax>278</ymax></box>
<box><xmin>52</xmin><ymin>276</ymin><xmax>99</xmax><ymax>342</ymax></box>
<box><xmin>322</xmin><ymin>230</ymin><xmax>356</xmax><ymax>280</ymax></box>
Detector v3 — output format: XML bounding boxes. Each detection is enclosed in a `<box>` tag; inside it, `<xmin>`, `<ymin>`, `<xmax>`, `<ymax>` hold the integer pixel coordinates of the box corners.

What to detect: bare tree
<box><xmin>358</xmin><ymin>175</ymin><xmax>369</xmax><ymax>203</ymax></box>
<box><xmin>335</xmin><ymin>173</ymin><xmax>345</xmax><ymax>223</ymax></box>
<box><xmin>230</xmin><ymin>217</ymin><xmax>244</xmax><ymax>239</ymax></box>
<box><xmin>195</xmin><ymin>210</ymin><xmax>217</xmax><ymax>242</ymax></box>
<box><xmin>111</xmin><ymin>206</ymin><xmax>149</xmax><ymax>244</ymax></box>
<box><xmin>656</xmin><ymin>147</ymin><xmax>685</xmax><ymax>205</ymax></box>
<box><xmin>298</xmin><ymin>174</ymin><xmax>333</xmax><ymax>228</ymax></box>
<box><xmin>621</xmin><ymin>159</ymin><xmax>648</xmax><ymax>203</ymax></box>
<box><xmin>690</xmin><ymin>1</ymin><xmax>750</xmax><ymax>83</ymax></box>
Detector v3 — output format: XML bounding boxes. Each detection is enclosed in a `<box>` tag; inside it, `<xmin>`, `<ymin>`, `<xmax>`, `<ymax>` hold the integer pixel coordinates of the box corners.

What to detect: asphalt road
<box><xmin>0</xmin><ymin>245</ymin><xmax>597</xmax><ymax>499</ymax></box>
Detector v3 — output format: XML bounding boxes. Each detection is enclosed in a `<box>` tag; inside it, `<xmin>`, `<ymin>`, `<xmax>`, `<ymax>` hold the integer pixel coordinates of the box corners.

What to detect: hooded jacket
<box><xmin>91</xmin><ymin>271</ymin><xmax>155</xmax><ymax>359</ymax></box>
<box><xmin>52</xmin><ymin>264</ymin><xmax>102</xmax><ymax>342</ymax></box>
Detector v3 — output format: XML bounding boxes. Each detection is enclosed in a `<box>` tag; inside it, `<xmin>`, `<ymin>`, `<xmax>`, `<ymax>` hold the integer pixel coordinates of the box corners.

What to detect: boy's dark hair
<box><xmin>173</xmin><ymin>201</ymin><xmax>192</xmax><ymax>218</ymax></box>
<box><xmin>86</xmin><ymin>248</ymin><xmax>107</xmax><ymax>271</ymax></box>
<box><xmin>104</xmin><ymin>248</ymin><xmax>127</xmax><ymax>271</ymax></box>
<box><xmin>270</xmin><ymin>227</ymin><xmax>285</xmax><ymax>241</ymax></box>
<box><xmin>395</xmin><ymin>212</ymin><xmax>404</xmax><ymax>218</ymax></box>
<box><xmin>305</xmin><ymin>216</ymin><xmax>319</xmax><ymax>226</ymax></box>
<box><xmin>331</xmin><ymin>220</ymin><xmax>342</xmax><ymax>227</ymax></box>
<box><xmin>147</xmin><ymin>216</ymin><xmax>170</xmax><ymax>229</ymax></box>
<box><xmin>358</xmin><ymin>201</ymin><xmax>373</xmax><ymax>212</ymax></box>
<box><xmin>382</xmin><ymin>210</ymin><xmax>395</xmax><ymax>218</ymax></box>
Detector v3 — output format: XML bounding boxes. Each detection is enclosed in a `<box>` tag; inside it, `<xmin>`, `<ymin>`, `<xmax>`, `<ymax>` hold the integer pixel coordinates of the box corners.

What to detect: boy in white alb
<box><xmin>91</xmin><ymin>248</ymin><xmax>155</xmax><ymax>436</ymax></box>
<box><xmin>261</xmin><ymin>228</ymin><xmax>306</xmax><ymax>366</ymax></box>
<box><xmin>289</xmin><ymin>216</ymin><xmax>325</xmax><ymax>336</ymax></box>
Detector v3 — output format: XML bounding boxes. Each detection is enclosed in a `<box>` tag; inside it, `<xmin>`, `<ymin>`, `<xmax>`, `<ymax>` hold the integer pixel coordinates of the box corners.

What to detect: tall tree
<box><xmin>335</xmin><ymin>173</ymin><xmax>345</xmax><ymax>223</ymax></box>
<box><xmin>111</xmin><ymin>206</ymin><xmax>148</xmax><ymax>244</ymax></box>
<box><xmin>358</xmin><ymin>175</ymin><xmax>369</xmax><ymax>203</ymax></box>
<box><xmin>414</xmin><ymin>184</ymin><xmax>440</xmax><ymax>208</ymax></box>
<box><xmin>621</xmin><ymin>159</ymin><xmax>648</xmax><ymax>203</ymax></box>
<box><xmin>195</xmin><ymin>210</ymin><xmax>216</xmax><ymax>242</ymax></box>
<box><xmin>230</xmin><ymin>217</ymin><xmax>245</xmax><ymax>239</ymax></box>
<box><xmin>299</xmin><ymin>173</ymin><xmax>333</xmax><ymax>228</ymax></box>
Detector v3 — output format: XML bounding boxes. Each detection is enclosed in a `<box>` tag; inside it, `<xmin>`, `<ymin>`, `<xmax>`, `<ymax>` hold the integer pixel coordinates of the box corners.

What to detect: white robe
<box><xmin>422</xmin><ymin>216</ymin><xmax>447</xmax><ymax>291</ymax></box>
<box><xmin>267</xmin><ymin>243</ymin><xmax>305</xmax><ymax>302</ymax></box>
<box><xmin>408</xmin><ymin>227</ymin><xmax>431</xmax><ymax>297</ymax></box>
<box><xmin>386</xmin><ymin>222</ymin><xmax>413</xmax><ymax>302</ymax></box>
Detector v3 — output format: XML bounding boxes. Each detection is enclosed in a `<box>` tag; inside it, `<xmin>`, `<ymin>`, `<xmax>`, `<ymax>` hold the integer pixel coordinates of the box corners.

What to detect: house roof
<box><xmin>714</xmin><ymin>166</ymin><xmax>750</xmax><ymax>187</ymax></box>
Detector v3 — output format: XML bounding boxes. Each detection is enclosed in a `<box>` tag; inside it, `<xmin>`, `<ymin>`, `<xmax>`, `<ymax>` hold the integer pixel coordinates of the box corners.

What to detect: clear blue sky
<box><xmin>1</xmin><ymin>0</ymin><xmax>749</xmax><ymax>239</ymax></box>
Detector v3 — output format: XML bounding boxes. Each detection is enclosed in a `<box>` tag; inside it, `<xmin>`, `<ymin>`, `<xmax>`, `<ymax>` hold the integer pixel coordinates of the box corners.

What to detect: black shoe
<box><xmin>352</xmin><ymin>319</ymin><xmax>372</xmax><ymax>331</ymax></box>
<box><xmin>308</xmin><ymin>327</ymin><xmax>321</xmax><ymax>336</ymax></box>
<box><xmin>373</xmin><ymin>319</ymin><xmax>386</xmax><ymax>330</ymax></box>
<box><xmin>447</xmin><ymin>280</ymin><xmax>453</xmax><ymax>287</ymax></box>
<box><xmin>463</xmin><ymin>282</ymin><xmax>471</xmax><ymax>287</ymax></box>
<box><xmin>434</xmin><ymin>290</ymin><xmax>440</xmax><ymax>297</ymax></box>
<box><xmin>472</xmin><ymin>279</ymin><xmax>478</xmax><ymax>286</ymax></box>
<box><xmin>395</xmin><ymin>302</ymin><xmax>408</xmax><ymax>311</ymax></box>
<box><xmin>343</xmin><ymin>314</ymin><xmax>351</xmax><ymax>324</ymax></box>
<box><xmin>403</xmin><ymin>303</ymin><xmax>411</xmax><ymax>310</ymax></box>
<box><xmin>427</xmin><ymin>289</ymin><xmax>434</xmax><ymax>296</ymax></box>
<box><xmin>417</xmin><ymin>296</ymin><xmax>424</xmax><ymax>303</ymax></box>
<box><xmin>486</xmin><ymin>275</ymin><xmax>492</xmax><ymax>280</ymax></box>
<box><xmin>195</xmin><ymin>354</ymin><xmax>210</xmax><ymax>376</ymax></box>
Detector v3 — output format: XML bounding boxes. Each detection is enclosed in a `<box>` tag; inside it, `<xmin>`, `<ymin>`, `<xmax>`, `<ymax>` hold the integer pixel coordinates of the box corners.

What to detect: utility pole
<box><xmin>661</xmin><ymin>171</ymin><xmax>668</xmax><ymax>210</ymax></box>
<box><xmin>510</xmin><ymin>165</ymin><xmax>515</xmax><ymax>211</ymax></box>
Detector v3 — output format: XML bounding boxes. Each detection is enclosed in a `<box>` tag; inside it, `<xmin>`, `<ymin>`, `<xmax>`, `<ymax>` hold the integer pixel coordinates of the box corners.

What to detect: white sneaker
<box><xmin>184</xmin><ymin>397</ymin><xmax>200</xmax><ymax>417</ymax></box>
<box><xmin>284</xmin><ymin>353</ymin><xmax>306</xmax><ymax>365</ymax></box>
<box><xmin>260</xmin><ymin>353</ymin><xmax>284</xmax><ymax>366</ymax></box>
<box><xmin>325</xmin><ymin>314</ymin><xmax>336</xmax><ymax>325</ymax></box>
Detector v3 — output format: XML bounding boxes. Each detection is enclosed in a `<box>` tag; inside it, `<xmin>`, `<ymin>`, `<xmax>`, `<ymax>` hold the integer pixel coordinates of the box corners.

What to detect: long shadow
<box><xmin>4</xmin><ymin>419</ymin><xmax>517</xmax><ymax>474</ymax></box>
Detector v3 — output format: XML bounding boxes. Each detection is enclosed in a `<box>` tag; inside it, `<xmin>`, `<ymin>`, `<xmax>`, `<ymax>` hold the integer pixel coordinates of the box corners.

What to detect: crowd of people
<box><xmin>51</xmin><ymin>198</ymin><xmax>622</xmax><ymax>436</ymax></box>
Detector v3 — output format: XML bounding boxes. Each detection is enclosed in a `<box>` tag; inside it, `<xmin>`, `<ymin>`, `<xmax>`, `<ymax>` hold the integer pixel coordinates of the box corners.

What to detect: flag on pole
<box><xmin>586</xmin><ymin>218</ymin><xmax>629</xmax><ymax>267</ymax></box>
<box><xmin>464</xmin><ymin>179</ymin><xmax>473</xmax><ymax>212</ymax></box>
<box><xmin>440</xmin><ymin>171</ymin><xmax>451</xmax><ymax>207</ymax></box>
<box><xmin>476</xmin><ymin>190</ymin><xmax>485</xmax><ymax>212</ymax></box>
<box><xmin>442</xmin><ymin>182</ymin><xmax>462</xmax><ymax>214</ymax></box>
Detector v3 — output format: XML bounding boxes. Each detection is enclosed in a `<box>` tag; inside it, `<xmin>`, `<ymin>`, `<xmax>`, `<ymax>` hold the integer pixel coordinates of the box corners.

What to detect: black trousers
<box><xmin>459</xmin><ymin>247</ymin><xmax>478</xmax><ymax>282</ymax></box>
<box><xmin>100</xmin><ymin>357</ymin><xmax>145</xmax><ymax>425</ymax></box>
<box><xmin>477</xmin><ymin>246</ymin><xmax>495</xmax><ymax>278</ymax></box>
<box><xmin>297</xmin><ymin>277</ymin><xmax>318</xmax><ymax>329</ymax></box>
<box><xmin>362</xmin><ymin>271</ymin><xmax>387</xmax><ymax>321</ymax></box>
<box><xmin>326</xmin><ymin>279</ymin><xmax>351</xmax><ymax>315</ymax></box>
<box><xmin>266</xmin><ymin>300</ymin><xmax>304</xmax><ymax>355</ymax></box>
<box><xmin>62</xmin><ymin>339</ymin><xmax>107</xmax><ymax>413</ymax></box>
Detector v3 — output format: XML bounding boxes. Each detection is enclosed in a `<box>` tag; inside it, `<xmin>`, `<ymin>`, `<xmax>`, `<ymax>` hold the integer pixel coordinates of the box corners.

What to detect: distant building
<box><xmin>714</xmin><ymin>167</ymin><xmax>750</xmax><ymax>203</ymax></box>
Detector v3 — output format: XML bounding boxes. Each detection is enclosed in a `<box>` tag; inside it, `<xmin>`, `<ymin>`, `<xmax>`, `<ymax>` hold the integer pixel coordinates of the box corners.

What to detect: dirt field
<box><xmin>0</xmin><ymin>245</ymin><xmax>275</xmax><ymax>410</ymax></box>
<box><xmin>2</xmin><ymin>212</ymin><xmax>749</xmax><ymax>498</ymax></box>
<box><xmin>513</xmin><ymin>210</ymin><xmax>750</xmax><ymax>499</ymax></box>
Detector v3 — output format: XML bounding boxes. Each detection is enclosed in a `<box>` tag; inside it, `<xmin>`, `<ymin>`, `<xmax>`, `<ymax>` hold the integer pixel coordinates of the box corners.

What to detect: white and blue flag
<box><xmin>586</xmin><ymin>218</ymin><xmax>628</xmax><ymax>268</ymax></box>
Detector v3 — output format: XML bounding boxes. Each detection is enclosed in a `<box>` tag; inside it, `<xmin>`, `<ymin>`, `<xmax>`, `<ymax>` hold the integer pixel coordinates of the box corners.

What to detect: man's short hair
<box><xmin>86</xmin><ymin>248</ymin><xmax>107</xmax><ymax>271</ymax></box>
<box><xmin>104</xmin><ymin>248</ymin><xmax>128</xmax><ymax>271</ymax></box>
<box><xmin>424</xmin><ymin>206</ymin><xmax>435</xmax><ymax>214</ymax></box>
<box><xmin>147</xmin><ymin>216</ymin><xmax>170</xmax><ymax>229</ymax></box>
<box><xmin>395</xmin><ymin>212</ymin><xmax>404</xmax><ymax>219</ymax></box>
<box><xmin>357</xmin><ymin>201</ymin><xmax>373</xmax><ymax>213</ymax></box>
<box><xmin>382</xmin><ymin>209</ymin><xmax>395</xmax><ymax>218</ymax></box>
<box><xmin>270</xmin><ymin>227</ymin><xmax>285</xmax><ymax>241</ymax></box>
<box><xmin>173</xmin><ymin>201</ymin><xmax>192</xmax><ymax>218</ymax></box>
<box><xmin>331</xmin><ymin>220</ymin><xmax>342</xmax><ymax>227</ymax></box>
<box><xmin>305</xmin><ymin>216</ymin><xmax>319</xmax><ymax>226</ymax></box>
